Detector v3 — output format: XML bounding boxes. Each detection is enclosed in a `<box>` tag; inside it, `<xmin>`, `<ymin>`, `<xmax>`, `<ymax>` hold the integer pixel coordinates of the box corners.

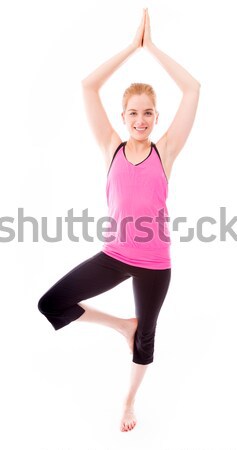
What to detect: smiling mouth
<box><xmin>134</xmin><ymin>127</ymin><xmax>148</xmax><ymax>131</ymax></box>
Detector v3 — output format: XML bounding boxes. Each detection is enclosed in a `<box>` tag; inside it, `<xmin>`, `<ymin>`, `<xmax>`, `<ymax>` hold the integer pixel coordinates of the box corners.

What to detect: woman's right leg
<box><xmin>76</xmin><ymin>303</ymin><xmax>138</xmax><ymax>353</ymax></box>
<box><xmin>38</xmin><ymin>251</ymin><xmax>132</xmax><ymax>331</ymax></box>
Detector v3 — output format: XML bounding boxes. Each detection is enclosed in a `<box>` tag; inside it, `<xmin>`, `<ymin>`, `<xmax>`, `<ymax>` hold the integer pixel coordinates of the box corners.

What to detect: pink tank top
<box><xmin>101</xmin><ymin>141</ymin><xmax>171</xmax><ymax>269</ymax></box>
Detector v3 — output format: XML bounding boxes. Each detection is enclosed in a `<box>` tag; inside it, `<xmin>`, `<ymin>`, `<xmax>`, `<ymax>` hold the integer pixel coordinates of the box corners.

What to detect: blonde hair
<box><xmin>122</xmin><ymin>83</ymin><xmax>157</xmax><ymax>113</ymax></box>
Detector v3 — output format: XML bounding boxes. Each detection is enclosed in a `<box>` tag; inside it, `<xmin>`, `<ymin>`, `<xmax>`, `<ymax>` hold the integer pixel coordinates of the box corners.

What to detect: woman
<box><xmin>38</xmin><ymin>9</ymin><xmax>200</xmax><ymax>432</ymax></box>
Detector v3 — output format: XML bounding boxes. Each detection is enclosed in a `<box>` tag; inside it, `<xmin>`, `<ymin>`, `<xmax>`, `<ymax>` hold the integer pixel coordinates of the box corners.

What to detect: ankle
<box><xmin>123</xmin><ymin>396</ymin><xmax>135</xmax><ymax>408</ymax></box>
<box><xmin>116</xmin><ymin>318</ymin><xmax>128</xmax><ymax>335</ymax></box>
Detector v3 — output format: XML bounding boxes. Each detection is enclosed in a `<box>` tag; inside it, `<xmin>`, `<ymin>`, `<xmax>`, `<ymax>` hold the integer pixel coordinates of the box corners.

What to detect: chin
<box><xmin>131</xmin><ymin>133</ymin><xmax>151</xmax><ymax>140</ymax></box>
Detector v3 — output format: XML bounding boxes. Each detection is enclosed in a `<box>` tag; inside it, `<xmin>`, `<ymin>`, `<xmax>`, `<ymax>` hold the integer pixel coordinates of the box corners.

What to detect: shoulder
<box><xmin>103</xmin><ymin>132</ymin><xmax>124</xmax><ymax>172</ymax></box>
<box><xmin>154</xmin><ymin>134</ymin><xmax>175</xmax><ymax>182</ymax></box>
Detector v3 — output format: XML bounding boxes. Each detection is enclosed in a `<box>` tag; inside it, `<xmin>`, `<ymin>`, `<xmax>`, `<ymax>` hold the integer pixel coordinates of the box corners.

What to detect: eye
<box><xmin>129</xmin><ymin>112</ymin><xmax>153</xmax><ymax>116</ymax></box>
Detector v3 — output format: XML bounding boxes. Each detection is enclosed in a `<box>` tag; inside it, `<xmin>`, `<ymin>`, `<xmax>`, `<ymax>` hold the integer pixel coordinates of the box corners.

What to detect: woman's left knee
<box><xmin>133</xmin><ymin>328</ymin><xmax>156</xmax><ymax>365</ymax></box>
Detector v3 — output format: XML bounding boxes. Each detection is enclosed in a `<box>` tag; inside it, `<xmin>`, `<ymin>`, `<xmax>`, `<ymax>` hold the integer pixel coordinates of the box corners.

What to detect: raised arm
<box><xmin>81</xmin><ymin>10</ymin><xmax>146</xmax><ymax>161</ymax></box>
<box><xmin>143</xmin><ymin>9</ymin><xmax>201</xmax><ymax>170</ymax></box>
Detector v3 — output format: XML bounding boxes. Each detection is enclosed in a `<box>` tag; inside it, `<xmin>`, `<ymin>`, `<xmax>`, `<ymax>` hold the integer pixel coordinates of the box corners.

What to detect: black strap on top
<box><xmin>152</xmin><ymin>142</ymin><xmax>169</xmax><ymax>183</ymax></box>
<box><xmin>107</xmin><ymin>141</ymin><xmax>167</xmax><ymax>181</ymax></box>
<box><xmin>107</xmin><ymin>141</ymin><xmax>125</xmax><ymax>176</ymax></box>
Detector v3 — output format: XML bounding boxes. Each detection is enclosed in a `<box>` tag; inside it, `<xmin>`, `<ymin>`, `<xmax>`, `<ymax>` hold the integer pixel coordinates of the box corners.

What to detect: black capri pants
<box><xmin>38</xmin><ymin>251</ymin><xmax>171</xmax><ymax>365</ymax></box>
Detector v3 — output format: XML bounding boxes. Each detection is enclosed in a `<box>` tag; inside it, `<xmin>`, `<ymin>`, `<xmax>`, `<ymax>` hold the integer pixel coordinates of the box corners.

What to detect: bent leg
<box><xmin>38</xmin><ymin>251</ymin><xmax>130</xmax><ymax>330</ymax></box>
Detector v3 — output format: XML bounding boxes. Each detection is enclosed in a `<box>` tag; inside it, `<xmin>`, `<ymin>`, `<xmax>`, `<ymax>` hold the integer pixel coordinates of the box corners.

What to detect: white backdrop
<box><xmin>1</xmin><ymin>0</ymin><xmax>237</xmax><ymax>449</ymax></box>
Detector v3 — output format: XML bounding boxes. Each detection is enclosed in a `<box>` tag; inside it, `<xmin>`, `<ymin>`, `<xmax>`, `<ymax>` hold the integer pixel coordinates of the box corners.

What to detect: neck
<box><xmin>126</xmin><ymin>138</ymin><xmax>151</xmax><ymax>153</ymax></box>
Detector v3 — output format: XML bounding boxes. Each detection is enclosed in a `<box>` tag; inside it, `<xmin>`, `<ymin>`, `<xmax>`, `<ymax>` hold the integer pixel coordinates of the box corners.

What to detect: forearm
<box><xmin>146</xmin><ymin>42</ymin><xmax>201</xmax><ymax>92</ymax></box>
<box><xmin>81</xmin><ymin>44</ymin><xmax>137</xmax><ymax>91</ymax></box>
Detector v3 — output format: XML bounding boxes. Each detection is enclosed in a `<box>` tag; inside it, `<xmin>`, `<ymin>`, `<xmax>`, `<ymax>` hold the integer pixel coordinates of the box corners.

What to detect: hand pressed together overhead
<box><xmin>132</xmin><ymin>8</ymin><xmax>153</xmax><ymax>50</ymax></box>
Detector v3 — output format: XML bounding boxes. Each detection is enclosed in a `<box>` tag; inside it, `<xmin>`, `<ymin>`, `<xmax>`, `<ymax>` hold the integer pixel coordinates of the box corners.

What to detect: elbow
<box><xmin>81</xmin><ymin>78</ymin><xmax>100</xmax><ymax>91</ymax></box>
<box><xmin>81</xmin><ymin>78</ymin><xmax>90</xmax><ymax>88</ymax></box>
<box><xmin>193</xmin><ymin>80</ymin><xmax>201</xmax><ymax>91</ymax></box>
<box><xmin>81</xmin><ymin>76</ymin><xmax>92</xmax><ymax>88</ymax></box>
<box><xmin>184</xmin><ymin>82</ymin><xmax>201</xmax><ymax>95</ymax></box>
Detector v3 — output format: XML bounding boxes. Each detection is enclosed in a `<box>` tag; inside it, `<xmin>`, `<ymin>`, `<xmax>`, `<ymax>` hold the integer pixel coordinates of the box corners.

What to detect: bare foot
<box><xmin>119</xmin><ymin>318</ymin><xmax>138</xmax><ymax>353</ymax></box>
<box><xmin>120</xmin><ymin>403</ymin><xmax>137</xmax><ymax>432</ymax></box>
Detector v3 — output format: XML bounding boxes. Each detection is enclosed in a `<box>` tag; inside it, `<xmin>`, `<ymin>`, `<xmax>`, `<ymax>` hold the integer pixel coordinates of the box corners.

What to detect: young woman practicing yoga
<box><xmin>38</xmin><ymin>8</ymin><xmax>200</xmax><ymax>432</ymax></box>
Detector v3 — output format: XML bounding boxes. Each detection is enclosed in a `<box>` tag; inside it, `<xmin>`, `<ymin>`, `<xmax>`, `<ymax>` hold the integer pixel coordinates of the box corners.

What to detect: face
<box><xmin>122</xmin><ymin>94</ymin><xmax>159</xmax><ymax>140</ymax></box>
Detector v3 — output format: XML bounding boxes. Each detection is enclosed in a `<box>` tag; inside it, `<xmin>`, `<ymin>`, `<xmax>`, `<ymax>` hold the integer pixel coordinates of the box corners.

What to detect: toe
<box><xmin>121</xmin><ymin>422</ymin><xmax>127</xmax><ymax>432</ymax></box>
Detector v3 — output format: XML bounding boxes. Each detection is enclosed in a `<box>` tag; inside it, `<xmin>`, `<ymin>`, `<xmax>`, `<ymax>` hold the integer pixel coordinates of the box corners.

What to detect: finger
<box><xmin>145</xmin><ymin>9</ymin><xmax>150</xmax><ymax>28</ymax></box>
<box><xmin>141</xmin><ymin>10</ymin><xmax>146</xmax><ymax>30</ymax></box>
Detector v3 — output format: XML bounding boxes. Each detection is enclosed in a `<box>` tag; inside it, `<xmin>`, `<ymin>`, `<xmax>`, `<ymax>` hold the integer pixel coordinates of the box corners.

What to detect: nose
<box><xmin>135</xmin><ymin>120</ymin><xmax>147</xmax><ymax>126</ymax></box>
